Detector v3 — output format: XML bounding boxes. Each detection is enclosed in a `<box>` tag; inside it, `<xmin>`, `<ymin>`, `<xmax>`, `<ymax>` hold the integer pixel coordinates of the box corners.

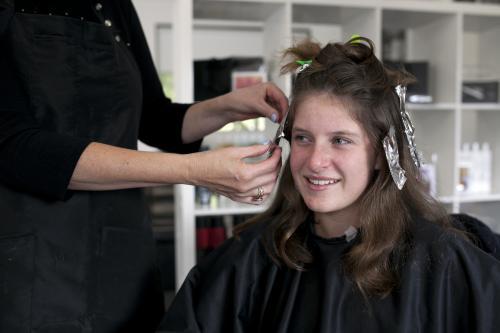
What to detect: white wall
<box><xmin>132</xmin><ymin>0</ymin><xmax>175</xmax><ymax>65</ymax></box>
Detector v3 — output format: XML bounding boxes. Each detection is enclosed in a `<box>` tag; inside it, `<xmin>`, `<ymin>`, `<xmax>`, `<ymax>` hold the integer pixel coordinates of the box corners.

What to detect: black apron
<box><xmin>0</xmin><ymin>6</ymin><xmax>164</xmax><ymax>333</ymax></box>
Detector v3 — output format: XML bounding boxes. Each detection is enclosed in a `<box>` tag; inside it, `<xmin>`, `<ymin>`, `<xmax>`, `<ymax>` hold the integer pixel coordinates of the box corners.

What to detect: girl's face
<box><xmin>290</xmin><ymin>93</ymin><xmax>379</xmax><ymax>223</ymax></box>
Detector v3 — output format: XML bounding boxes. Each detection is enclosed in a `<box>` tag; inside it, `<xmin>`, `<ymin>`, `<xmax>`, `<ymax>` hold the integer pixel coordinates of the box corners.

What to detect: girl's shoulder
<box><xmin>409</xmin><ymin>215</ymin><xmax>500</xmax><ymax>273</ymax></box>
<box><xmin>194</xmin><ymin>220</ymin><xmax>274</xmax><ymax>279</ymax></box>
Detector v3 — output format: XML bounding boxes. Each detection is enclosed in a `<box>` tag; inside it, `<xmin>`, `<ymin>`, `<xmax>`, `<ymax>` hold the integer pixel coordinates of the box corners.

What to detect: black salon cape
<box><xmin>162</xmin><ymin>216</ymin><xmax>500</xmax><ymax>332</ymax></box>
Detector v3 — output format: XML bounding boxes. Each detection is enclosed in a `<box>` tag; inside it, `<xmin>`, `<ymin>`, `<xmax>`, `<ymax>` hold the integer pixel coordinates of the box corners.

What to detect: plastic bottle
<box><xmin>483</xmin><ymin>142</ymin><xmax>492</xmax><ymax>194</ymax></box>
<box><xmin>197</xmin><ymin>146</ymin><xmax>212</xmax><ymax>206</ymax></box>
<box><xmin>458</xmin><ymin>143</ymin><xmax>471</xmax><ymax>193</ymax></box>
<box><xmin>470</xmin><ymin>142</ymin><xmax>481</xmax><ymax>194</ymax></box>
<box><xmin>420</xmin><ymin>153</ymin><xmax>438</xmax><ymax>197</ymax></box>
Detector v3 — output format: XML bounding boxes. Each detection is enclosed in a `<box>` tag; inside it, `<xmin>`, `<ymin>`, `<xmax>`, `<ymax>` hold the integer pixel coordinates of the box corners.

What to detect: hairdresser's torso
<box><xmin>0</xmin><ymin>0</ymin><xmax>164</xmax><ymax>331</ymax></box>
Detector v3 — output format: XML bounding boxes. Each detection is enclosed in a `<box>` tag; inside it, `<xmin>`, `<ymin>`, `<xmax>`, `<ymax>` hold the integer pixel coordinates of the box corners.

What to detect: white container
<box><xmin>482</xmin><ymin>142</ymin><xmax>492</xmax><ymax>194</ymax></box>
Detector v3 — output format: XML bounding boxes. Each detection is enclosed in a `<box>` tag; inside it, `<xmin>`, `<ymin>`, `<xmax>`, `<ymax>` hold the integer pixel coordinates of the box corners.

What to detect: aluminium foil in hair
<box><xmin>395</xmin><ymin>85</ymin><xmax>422</xmax><ymax>169</ymax></box>
<box><xmin>383</xmin><ymin>126</ymin><xmax>407</xmax><ymax>190</ymax></box>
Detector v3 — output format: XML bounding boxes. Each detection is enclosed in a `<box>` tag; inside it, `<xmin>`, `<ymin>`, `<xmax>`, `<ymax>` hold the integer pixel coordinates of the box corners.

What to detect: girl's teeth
<box><xmin>309</xmin><ymin>178</ymin><xmax>337</xmax><ymax>185</ymax></box>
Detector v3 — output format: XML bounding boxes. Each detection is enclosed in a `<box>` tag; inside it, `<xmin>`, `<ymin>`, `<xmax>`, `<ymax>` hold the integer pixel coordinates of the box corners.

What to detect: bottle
<box><xmin>470</xmin><ymin>142</ymin><xmax>481</xmax><ymax>194</ymax></box>
<box><xmin>209</xmin><ymin>192</ymin><xmax>219</xmax><ymax>210</ymax></box>
<box><xmin>458</xmin><ymin>143</ymin><xmax>471</xmax><ymax>193</ymax></box>
<box><xmin>197</xmin><ymin>186</ymin><xmax>211</xmax><ymax>206</ymax></box>
<box><xmin>420</xmin><ymin>153</ymin><xmax>437</xmax><ymax>197</ymax></box>
<box><xmin>196</xmin><ymin>146</ymin><xmax>212</xmax><ymax>206</ymax></box>
<box><xmin>196</xmin><ymin>217</ymin><xmax>210</xmax><ymax>261</ymax></box>
<box><xmin>428</xmin><ymin>153</ymin><xmax>438</xmax><ymax>197</ymax></box>
<box><xmin>483</xmin><ymin>142</ymin><xmax>492</xmax><ymax>194</ymax></box>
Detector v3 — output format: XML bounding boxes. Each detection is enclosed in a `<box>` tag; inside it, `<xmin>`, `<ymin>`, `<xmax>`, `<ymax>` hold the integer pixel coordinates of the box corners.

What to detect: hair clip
<box><xmin>296</xmin><ymin>60</ymin><xmax>312</xmax><ymax>73</ymax></box>
<box><xmin>349</xmin><ymin>34</ymin><xmax>362</xmax><ymax>43</ymax></box>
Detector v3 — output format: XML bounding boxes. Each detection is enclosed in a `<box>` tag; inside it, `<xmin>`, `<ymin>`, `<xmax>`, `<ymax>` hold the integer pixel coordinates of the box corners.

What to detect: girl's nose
<box><xmin>307</xmin><ymin>144</ymin><xmax>330</xmax><ymax>172</ymax></box>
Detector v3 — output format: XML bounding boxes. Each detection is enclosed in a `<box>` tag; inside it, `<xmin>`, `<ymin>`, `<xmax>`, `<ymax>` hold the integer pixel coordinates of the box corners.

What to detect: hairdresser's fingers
<box><xmin>222</xmin><ymin>191</ymin><xmax>272</xmax><ymax>206</ymax></box>
<box><xmin>246</xmin><ymin>193</ymin><xmax>271</xmax><ymax>206</ymax></box>
<box><xmin>231</xmin><ymin>179</ymin><xmax>277</xmax><ymax>200</ymax></box>
<box><xmin>222</xmin><ymin>82</ymin><xmax>288</xmax><ymax>123</ymax></box>
<box><xmin>264</xmin><ymin>82</ymin><xmax>289</xmax><ymax>121</ymax></box>
<box><xmin>237</xmin><ymin>160</ymin><xmax>282</xmax><ymax>194</ymax></box>
<box><xmin>237</xmin><ymin>143</ymin><xmax>273</xmax><ymax>160</ymax></box>
<box><xmin>191</xmin><ymin>145</ymin><xmax>281</xmax><ymax>200</ymax></box>
<box><xmin>189</xmin><ymin>147</ymin><xmax>262</xmax><ymax>194</ymax></box>
<box><xmin>241</xmin><ymin>145</ymin><xmax>282</xmax><ymax>175</ymax></box>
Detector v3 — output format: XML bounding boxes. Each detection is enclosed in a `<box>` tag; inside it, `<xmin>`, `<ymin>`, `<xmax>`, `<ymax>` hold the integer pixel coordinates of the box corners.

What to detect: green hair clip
<box><xmin>349</xmin><ymin>34</ymin><xmax>362</xmax><ymax>44</ymax></box>
<box><xmin>296</xmin><ymin>60</ymin><xmax>312</xmax><ymax>66</ymax></box>
<box><xmin>296</xmin><ymin>59</ymin><xmax>312</xmax><ymax>73</ymax></box>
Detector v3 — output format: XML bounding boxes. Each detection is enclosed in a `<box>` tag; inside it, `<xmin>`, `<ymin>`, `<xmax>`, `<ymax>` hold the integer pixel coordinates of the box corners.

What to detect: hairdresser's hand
<box><xmin>221</xmin><ymin>82</ymin><xmax>289</xmax><ymax>123</ymax></box>
<box><xmin>188</xmin><ymin>144</ymin><xmax>282</xmax><ymax>205</ymax></box>
<box><xmin>182</xmin><ymin>82</ymin><xmax>289</xmax><ymax>144</ymax></box>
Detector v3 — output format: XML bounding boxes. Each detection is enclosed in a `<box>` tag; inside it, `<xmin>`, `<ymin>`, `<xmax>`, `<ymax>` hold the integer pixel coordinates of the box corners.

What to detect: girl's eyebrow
<box><xmin>293</xmin><ymin>127</ymin><xmax>361</xmax><ymax>139</ymax></box>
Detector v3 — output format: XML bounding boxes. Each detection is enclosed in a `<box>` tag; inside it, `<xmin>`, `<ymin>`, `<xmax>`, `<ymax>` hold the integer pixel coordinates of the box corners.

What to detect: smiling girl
<box><xmin>162</xmin><ymin>36</ymin><xmax>500</xmax><ymax>333</ymax></box>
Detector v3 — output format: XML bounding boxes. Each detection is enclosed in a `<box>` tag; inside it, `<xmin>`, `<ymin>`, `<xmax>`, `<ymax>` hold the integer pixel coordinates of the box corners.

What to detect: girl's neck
<box><xmin>313</xmin><ymin>208</ymin><xmax>360</xmax><ymax>239</ymax></box>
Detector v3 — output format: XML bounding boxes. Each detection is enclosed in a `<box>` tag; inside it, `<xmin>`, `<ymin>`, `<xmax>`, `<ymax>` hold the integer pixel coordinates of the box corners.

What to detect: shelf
<box><xmin>460</xmin><ymin>3</ymin><xmax>500</xmax><ymax>17</ymax></box>
<box><xmin>292</xmin><ymin>0</ymin><xmax>499</xmax><ymax>15</ymax></box>
<box><xmin>194</xmin><ymin>202</ymin><xmax>268</xmax><ymax>217</ymax></box>
<box><xmin>407</xmin><ymin>103</ymin><xmax>456</xmax><ymax>111</ymax></box>
<box><xmin>383</xmin><ymin>1</ymin><xmax>500</xmax><ymax>15</ymax></box>
<box><xmin>457</xmin><ymin>193</ymin><xmax>500</xmax><ymax>203</ymax></box>
<box><xmin>194</xmin><ymin>18</ymin><xmax>264</xmax><ymax>30</ymax></box>
<box><xmin>438</xmin><ymin>196</ymin><xmax>455</xmax><ymax>204</ymax></box>
<box><xmin>461</xmin><ymin>103</ymin><xmax>500</xmax><ymax>111</ymax></box>
<box><xmin>292</xmin><ymin>0</ymin><xmax>377</xmax><ymax>10</ymax></box>
<box><xmin>194</xmin><ymin>0</ymin><xmax>284</xmax><ymax>22</ymax></box>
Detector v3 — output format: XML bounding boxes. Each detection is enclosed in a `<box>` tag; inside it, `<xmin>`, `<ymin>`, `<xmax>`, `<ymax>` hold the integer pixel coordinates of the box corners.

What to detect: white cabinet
<box><xmin>134</xmin><ymin>0</ymin><xmax>500</xmax><ymax>289</ymax></box>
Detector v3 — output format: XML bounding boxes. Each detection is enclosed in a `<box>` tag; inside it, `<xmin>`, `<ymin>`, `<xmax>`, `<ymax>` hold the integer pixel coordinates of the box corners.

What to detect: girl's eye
<box><xmin>333</xmin><ymin>137</ymin><xmax>351</xmax><ymax>145</ymax></box>
<box><xmin>293</xmin><ymin>135</ymin><xmax>310</xmax><ymax>143</ymax></box>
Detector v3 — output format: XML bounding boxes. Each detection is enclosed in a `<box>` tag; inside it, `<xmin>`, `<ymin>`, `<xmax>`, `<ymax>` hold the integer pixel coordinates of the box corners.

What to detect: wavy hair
<box><xmin>236</xmin><ymin>36</ymin><xmax>450</xmax><ymax>297</ymax></box>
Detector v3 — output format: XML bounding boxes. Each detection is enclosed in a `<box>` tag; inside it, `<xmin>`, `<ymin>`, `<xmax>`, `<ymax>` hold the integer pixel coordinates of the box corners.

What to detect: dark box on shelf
<box><xmin>384</xmin><ymin>61</ymin><xmax>432</xmax><ymax>103</ymax></box>
<box><xmin>462</xmin><ymin>81</ymin><xmax>499</xmax><ymax>103</ymax></box>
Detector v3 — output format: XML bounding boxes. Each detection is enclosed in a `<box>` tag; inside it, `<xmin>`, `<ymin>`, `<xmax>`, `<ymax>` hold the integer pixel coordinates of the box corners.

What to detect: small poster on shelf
<box><xmin>231</xmin><ymin>71</ymin><xmax>267</xmax><ymax>91</ymax></box>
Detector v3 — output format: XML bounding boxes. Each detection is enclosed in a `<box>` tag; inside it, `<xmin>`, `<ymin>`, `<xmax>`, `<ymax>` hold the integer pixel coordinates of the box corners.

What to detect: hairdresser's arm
<box><xmin>69</xmin><ymin>142</ymin><xmax>281</xmax><ymax>203</ymax></box>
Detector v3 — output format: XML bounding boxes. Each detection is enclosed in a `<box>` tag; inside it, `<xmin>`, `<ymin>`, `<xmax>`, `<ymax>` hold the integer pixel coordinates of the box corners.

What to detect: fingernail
<box><xmin>271</xmin><ymin>113</ymin><xmax>278</xmax><ymax>123</ymax></box>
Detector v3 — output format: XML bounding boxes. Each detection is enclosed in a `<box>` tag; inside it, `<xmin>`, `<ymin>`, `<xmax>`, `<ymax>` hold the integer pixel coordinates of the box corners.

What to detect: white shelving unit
<box><xmin>134</xmin><ymin>0</ymin><xmax>500</xmax><ymax>289</ymax></box>
<box><xmin>195</xmin><ymin>203</ymin><xmax>268</xmax><ymax>217</ymax></box>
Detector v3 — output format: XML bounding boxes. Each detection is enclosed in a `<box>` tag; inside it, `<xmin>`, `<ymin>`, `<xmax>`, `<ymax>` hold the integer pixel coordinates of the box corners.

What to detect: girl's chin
<box><xmin>303</xmin><ymin>200</ymin><xmax>338</xmax><ymax>214</ymax></box>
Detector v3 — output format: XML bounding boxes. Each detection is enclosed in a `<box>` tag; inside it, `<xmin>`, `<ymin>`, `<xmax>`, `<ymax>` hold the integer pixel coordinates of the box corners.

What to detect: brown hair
<box><xmin>236</xmin><ymin>36</ymin><xmax>450</xmax><ymax>297</ymax></box>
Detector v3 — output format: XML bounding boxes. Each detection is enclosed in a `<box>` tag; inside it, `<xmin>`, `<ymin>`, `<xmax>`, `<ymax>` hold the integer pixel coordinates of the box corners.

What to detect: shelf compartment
<box><xmin>460</xmin><ymin>108</ymin><xmax>500</xmax><ymax>195</ymax></box>
<box><xmin>194</xmin><ymin>0</ymin><xmax>291</xmax><ymax>94</ymax></box>
<box><xmin>291</xmin><ymin>3</ymin><xmax>379</xmax><ymax>46</ymax></box>
<box><xmin>462</xmin><ymin>15</ymin><xmax>500</xmax><ymax>105</ymax></box>
<box><xmin>382</xmin><ymin>9</ymin><xmax>458</xmax><ymax>104</ymax></box>
<box><xmin>409</xmin><ymin>109</ymin><xmax>456</xmax><ymax>198</ymax></box>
